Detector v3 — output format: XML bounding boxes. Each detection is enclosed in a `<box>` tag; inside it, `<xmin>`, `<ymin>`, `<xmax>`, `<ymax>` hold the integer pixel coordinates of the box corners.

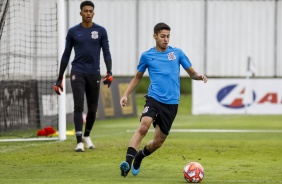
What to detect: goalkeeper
<box><xmin>54</xmin><ymin>0</ymin><xmax>113</xmax><ymax>152</ymax></box>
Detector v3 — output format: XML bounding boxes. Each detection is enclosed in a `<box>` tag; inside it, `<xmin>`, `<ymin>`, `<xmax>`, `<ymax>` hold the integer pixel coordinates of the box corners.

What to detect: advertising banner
<box><xmin>192</xmin><ymin>79</ymin><xmax>282</xmax><ymax>114</ymax></box>
<box><xmin>65</xmin><ymin>78</ymin><xmax>137</xmax><ymax>121</ymax></box>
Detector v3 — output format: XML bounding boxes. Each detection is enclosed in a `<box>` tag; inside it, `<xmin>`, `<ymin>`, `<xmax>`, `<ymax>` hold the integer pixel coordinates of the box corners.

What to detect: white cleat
<box><xmin>75</xmin><ymin>142</ymin><xmax>84</xmax><ymax>152</ymax></box>
<box><xmin>82</xmin><ymin>136</ymin><xmax>95</xmax><ymax>149</ymax></box>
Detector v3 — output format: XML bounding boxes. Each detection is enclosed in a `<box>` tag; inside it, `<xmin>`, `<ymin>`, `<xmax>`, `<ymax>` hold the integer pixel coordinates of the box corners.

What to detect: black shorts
<box><xmin>70</xmin><ymin>71</ymin><xmax>101</xmax><ymax>112</ymax></box>
<box><xmin>140</xmin><ymin>96</ymin><xmax>178</xmax><ymax>135</ymax></box>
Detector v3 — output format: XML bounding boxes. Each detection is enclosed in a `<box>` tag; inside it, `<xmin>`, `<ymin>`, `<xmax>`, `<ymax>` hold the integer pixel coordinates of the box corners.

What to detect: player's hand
<box><xmin>120</xmin><ymin>96</ymin><xmax>128</xmax><ymax>108</ymax></box>
<box><xmin>199</xmin><ymin>75</ymin><xmax>208</xmax><ymax>83</ymax></box>
<box><xmin>103</xmin><ymin>71</ymin><xmax>113</xmax><ymax>88</ymax></box>
<box><xmin>54</xmin><ymin>79</ymin><xmax>63</xmax><ymax>95</ymax></box>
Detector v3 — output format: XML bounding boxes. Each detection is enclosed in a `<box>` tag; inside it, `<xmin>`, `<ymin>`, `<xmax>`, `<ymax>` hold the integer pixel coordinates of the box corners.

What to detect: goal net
<box><xmin>0</xmin><ymin>0</ymin><xmax>59</xmax><ymax>139</ymax></box>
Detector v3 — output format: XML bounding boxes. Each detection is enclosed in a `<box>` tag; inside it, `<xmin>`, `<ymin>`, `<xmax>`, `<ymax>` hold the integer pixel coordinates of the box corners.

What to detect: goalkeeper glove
<box><xmin>103</xmin><ymin>71</ymin><xmax>113</xmax><ymax>88</ymax></box>
<box><xmin>54</xmin><ymin>78</ymin><xmax>63</xmax><ymax>95</ymax></box>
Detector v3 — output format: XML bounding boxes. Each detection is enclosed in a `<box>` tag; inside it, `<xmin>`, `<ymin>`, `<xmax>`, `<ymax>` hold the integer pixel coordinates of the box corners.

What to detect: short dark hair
<box><xmin>80</xmin><ymin>1</ymin><xmax>94</xmax><ymax>10</ymax></box>
<box><xmin>154</xmin><ymin>22</ymin><xmax>171</xmax><ymax>34</ymax></box>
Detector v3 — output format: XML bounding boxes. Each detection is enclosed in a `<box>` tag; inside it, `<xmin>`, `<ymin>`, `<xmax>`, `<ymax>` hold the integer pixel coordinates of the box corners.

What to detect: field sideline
<box><xmin>0</xmin><ymin>94</ymin><xmax>281</xmax><ymax>184</ymax></box>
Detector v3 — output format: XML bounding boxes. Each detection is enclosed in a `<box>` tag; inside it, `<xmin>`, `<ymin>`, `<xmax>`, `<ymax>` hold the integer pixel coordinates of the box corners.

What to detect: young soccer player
<box><xmin>119</xmin><ymin>22</ymin><xmax>207</xmax><ymax>177</ymax></box>
<box><xmin>54</xmin><ymin>1</ymin><xmax>113</xmax><ymax>152</ymax></box>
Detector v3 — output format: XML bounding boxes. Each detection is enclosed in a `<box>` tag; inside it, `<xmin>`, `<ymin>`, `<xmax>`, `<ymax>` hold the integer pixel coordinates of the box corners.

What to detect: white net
<box><xmin>0</xmin><ymin>0</ymin><xmax>58</xmax><ymax>135</ymax></box>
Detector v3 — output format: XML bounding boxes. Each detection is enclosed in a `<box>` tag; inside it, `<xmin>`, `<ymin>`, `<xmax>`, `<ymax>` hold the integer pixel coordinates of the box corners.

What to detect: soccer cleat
<box><xmin>132</xmin><ymin>160</ymin><xmax>141</xmax><ymax>176</ymax></box>
<box><xmin>82</xmin><ymin>136</ymin><xmax>95</xmax><ymax>149</ymax></box>
<box><xmin>75</xmin><ymin>142</ymin><xmax>84</xmax><ymax>152</ymax></box>
<box><xmin>131</xmin><ymin>165</ymin><xmax>141</xmax><ymax>176</ymax></box>
<box><xmin>120</xmin><ymin>161</ymin><xmax>130</xmax><ymax>177</ymax></box>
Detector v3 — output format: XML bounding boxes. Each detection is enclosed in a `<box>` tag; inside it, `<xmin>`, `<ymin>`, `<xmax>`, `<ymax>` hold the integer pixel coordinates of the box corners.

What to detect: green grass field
<box><xmin>0</xmin><ymin>94</ymin><xmax>282</xmax><ymax>184</ymax></box>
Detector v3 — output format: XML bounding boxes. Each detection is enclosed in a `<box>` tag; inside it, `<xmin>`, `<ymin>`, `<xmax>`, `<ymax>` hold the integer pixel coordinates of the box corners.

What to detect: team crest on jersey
<box><xmin>142</xmin><ymin>106</ymin><xmax>149</xmax><ymax>114</ymax></box>
<box><xmin>91</xmin><ymin>31</ymin><xmax>98</xmax><ymax>39</ymax></box>
<box><xmin>167</xmin><ymin>52</ymin><xmax>176</xmax><ymax>60</ymax></box>
<box><xmin>72</xmin><ymin>74</ymin><xmax>76</xmax><ymax>81</ymax></box>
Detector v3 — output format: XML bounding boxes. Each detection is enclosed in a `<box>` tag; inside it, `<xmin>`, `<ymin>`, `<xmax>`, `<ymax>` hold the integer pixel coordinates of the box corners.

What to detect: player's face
<box><xmin>80</xmin><ymin>6</ymin><xmax>94</xmax><ymax>23</ymax></box>
<box><xmin>154</xmin><ymin>30</ymin><xmax>170</xmax><ymax>52</ymax></box>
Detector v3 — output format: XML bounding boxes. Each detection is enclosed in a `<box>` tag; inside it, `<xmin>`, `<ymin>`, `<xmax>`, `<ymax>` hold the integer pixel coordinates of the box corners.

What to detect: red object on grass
<box><xmin>37</xmin><ymin>126</ymin><xmax>56</xmax><ymax>136</ymax></box>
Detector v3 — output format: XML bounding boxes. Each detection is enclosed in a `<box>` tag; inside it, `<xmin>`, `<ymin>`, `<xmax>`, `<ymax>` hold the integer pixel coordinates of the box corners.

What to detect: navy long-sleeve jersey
<box><xmin>60</xmin><ymin>23</ymin><xmax>112</xmax><ymax>74</ymax></box>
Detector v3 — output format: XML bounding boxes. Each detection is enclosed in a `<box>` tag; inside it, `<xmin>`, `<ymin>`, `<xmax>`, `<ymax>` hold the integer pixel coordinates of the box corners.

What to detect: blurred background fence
<box><xmin>66</xmin><ymin>0</ymin><xmax>282</xmax><ymax>78</ymax></box>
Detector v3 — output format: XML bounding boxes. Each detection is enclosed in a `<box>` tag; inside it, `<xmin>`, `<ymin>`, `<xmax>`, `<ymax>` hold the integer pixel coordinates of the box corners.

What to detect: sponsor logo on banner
<box><xmin>217</xmin><ymin>84</ymin><xmax>281</xmax><ymax>109</ymax></box>
<box><xmin>192</xmin><ymin>79</ymin><xmax>282</xmax><ymax>114</ymax></box>
<box><xmin>217</xmin><ymin>84</ymin><xmax>256</xmax><ymax>109</ymax></box>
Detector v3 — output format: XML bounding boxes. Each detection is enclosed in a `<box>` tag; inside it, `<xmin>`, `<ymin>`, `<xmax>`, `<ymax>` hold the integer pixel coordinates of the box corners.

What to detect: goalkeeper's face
<box><xmin>80</xmin><ymin>5</ymin><xmax>94</xmax><ymax>23</ymax></box>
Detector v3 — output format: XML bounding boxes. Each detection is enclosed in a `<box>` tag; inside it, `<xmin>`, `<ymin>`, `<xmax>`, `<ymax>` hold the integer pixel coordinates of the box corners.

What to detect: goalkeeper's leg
<box><xmin>71</xmin><ymin>72</ymin><xmax>86</xmax><ymax>152</ymax></box>
<box><xmin>83</xmin><ymin>74</ymin><xmax>100</xmax><ymax>149</ymax></box>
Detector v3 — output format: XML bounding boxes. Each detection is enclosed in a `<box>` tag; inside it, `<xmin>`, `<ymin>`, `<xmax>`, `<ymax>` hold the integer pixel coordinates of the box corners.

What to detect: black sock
<box><xmin>76</xmin><ymin>131</ymin><xmax>82</xmax><ymax>143</ymax></box>
<box><xmin>74</xmin><ymin>111</ymin><xmax>83</xmax><ymax>143</ymax></box>
<box><xmin>133</xmin><ymin>146</ymin><xmax>152</xmax><ymax>169</ymax></box>
<box><xmin>125</xmin><ymin>147</ymin><xmax>137</xmax><ymax>168</ymax></box>
<box><xmin>84</xmin><ymin>129</ymin><xmax>91</xmax><ymax>137</ymax></box>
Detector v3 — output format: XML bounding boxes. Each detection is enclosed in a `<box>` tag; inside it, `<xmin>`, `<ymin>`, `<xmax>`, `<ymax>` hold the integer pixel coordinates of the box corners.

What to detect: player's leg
<box><xmin>132</xmin><ymin>124</ymin><xmax>167</xmax><ymax>175</ymax></box>
<box><xmin>83</xmin><ymin>74</ymin><xmax>100</xmax><ymax>149</ymax></box>
<box><xmin>148</xmin><ymin>124</ymin><xmax>168</xmax><ymax>150</ymax></box>
<box><xmin>70</xmin><ymin>72</ymin><xmax>86</xmax><ymax>152</ymax></box>
<box><xmin>120</xmin><ymin>116</ymin><xmax>153</xmax><ymax>177</ymax></box>
<box><xmin>132</xmin><ymin>99</ymin><xmax>178</xmax><ymax>175</ymax></box>
<box><xmin>129</xmin><ymin>116</ymin><xmax>153</xmax><ymax>149</ymax></box>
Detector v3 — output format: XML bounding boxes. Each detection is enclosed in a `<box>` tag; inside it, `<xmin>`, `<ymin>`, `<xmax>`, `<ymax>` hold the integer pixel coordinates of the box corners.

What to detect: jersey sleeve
<box><xmin>137</xmin><ymin>53</ymin><xmax>147</xmax><ymax>72</ymax></box>
<box><xmin>101</xmin><ymin>27</ymin><xmax>112</xmax><ymax>63</ymax></box>
<box><xmin>179</xmin><ymin>49</ymin><xmax>192</xmax><ymax>70</ymax></box>
<box><xmin>60</xmin><ymin>29</ymin><xmax>74</xmax><ymax>64</ymax></box>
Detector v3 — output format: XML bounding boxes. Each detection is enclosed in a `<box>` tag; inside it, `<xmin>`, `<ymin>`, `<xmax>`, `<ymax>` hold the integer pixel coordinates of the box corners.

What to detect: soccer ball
<box><xmin>183</xmin><ymin>162</ymin><xmax>204</xmax><ymax>183</ymax></box>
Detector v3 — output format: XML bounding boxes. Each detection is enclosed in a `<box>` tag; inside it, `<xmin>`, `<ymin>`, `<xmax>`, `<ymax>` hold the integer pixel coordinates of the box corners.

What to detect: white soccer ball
<box><xmin>183</xmin><ymin>162</ymin><xmax>205</xmax><ymax>183</ymax></box>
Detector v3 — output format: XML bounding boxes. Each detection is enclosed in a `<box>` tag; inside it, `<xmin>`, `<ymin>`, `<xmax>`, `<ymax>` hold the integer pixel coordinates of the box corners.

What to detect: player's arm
<box><xmin>120</xmin><ymin>71</ymin><xmax>144</xmax><ymax>107</ymax></box>
<box><xmin>186</xmin><ymin>66</ymin><xmax>208</xmax><ymax>83</ymax></box>
<box><xmin>54</xmin><ymin>31</ymin><xmax>73</xmax><ymax>95</ymax></box>
<box><xmin>54</xmin><ymin>62</ymin><xmax>68</xmax><ymax>95</ymax></box>
<box><xmin>103</xmin><ymin>59</ymin><xmax>113</xmax><ymax>87</ymax></box>
<box><xmin>101</xmin><ymin>28</ymin><xmax>113</xmax><ymax>87</ymax></box>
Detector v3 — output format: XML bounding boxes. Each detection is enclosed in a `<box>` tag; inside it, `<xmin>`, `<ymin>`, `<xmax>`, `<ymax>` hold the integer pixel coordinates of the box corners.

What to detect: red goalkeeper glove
<box><xmin>103</xmin><ymin>71</ymin><xmax>113</xmax><ymax>88</ymax></box>
<box><xmin>54</xmin><ymin>78</ymin><xmax>63</xmax><ymax>95</ymax></box>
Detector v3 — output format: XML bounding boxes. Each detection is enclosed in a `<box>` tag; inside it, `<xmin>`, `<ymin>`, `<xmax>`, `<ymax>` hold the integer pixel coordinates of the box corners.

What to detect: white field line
<box><xmin>0</xmin><ymin>137</ymin><xmax>59</xmax><ymax>142</ymax></box>
<box><xmin>126</xmin><ymin>129</ymin><xmax>282</xmax><ymax>133</ymax></box>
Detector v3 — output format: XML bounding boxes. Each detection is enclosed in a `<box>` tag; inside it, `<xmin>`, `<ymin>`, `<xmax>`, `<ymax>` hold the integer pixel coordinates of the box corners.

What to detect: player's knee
<box><xmin>138</xmin><ymin>118</ymin><xmax>152</xmax><ymax>135</ymax></box>
<box><xmin>86</xmin><ymin>111</ymin><xmax>96</xmax><ymax>121</ymax></box>
<box><xmin>74</xmin><ymin>99</ymin><xmax>84</xmax><ymax>113</ymax></box>
<box><xmin>153</xmin><ymin>137</ymin><xmax>166</xmax><ymax>148</ymax></box>
<box><xmin>87</xmin><ymin>104</ymin><xmax>98</xmax><ymax>113</ymax></box>
<box><xmin>152</xmin><ymin>139</ymin><xmax>163</xmax><ymax>149</ymax></box>
<box><xmin>137</xmin><ymin>126</ymin><xmax>149</xmax><ymax>136</ymax></box>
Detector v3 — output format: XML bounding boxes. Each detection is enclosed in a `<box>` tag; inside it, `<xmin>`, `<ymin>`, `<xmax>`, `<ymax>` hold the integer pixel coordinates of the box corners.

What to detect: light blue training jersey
<box><xmin>137</xmin><ymin>46</ymin><xmax>192</xmax><ymax>104</ymax></box>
